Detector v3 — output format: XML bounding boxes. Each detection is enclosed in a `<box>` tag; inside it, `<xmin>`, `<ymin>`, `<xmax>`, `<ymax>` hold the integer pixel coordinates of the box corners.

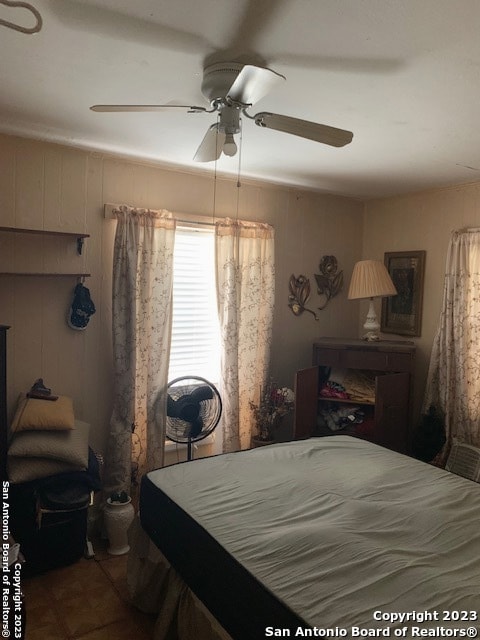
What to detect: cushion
<box><xmin>10</xmin><ymin>394</ymin><xmax>75</xmax><ymax>433</ymax></box>
<box><xmin>7</xmin><ymin>456</ymin><xmax>86</xmax><ymax>484</ymax></box>
<box><xmin>8</xmin><ymin>419</ymin><xmax>90</xmax><ymax>468</ymax></box>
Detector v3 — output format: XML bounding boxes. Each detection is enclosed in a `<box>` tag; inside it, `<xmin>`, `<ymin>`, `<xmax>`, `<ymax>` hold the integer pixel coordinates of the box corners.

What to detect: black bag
<box><xmin>412</xmin><ymin>405</ymin><xmax>446</xmax><ymax>463</ymax></box>
<box><xmin>9</xmin><ymin>449</ymin><xmax>101</xmax><ymax>575</ymax></box>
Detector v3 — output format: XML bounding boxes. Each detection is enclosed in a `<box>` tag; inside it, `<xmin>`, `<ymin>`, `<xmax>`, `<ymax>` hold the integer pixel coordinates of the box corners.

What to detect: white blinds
<box><xmin>168</xmin><ymin>225</ymin><xmax>221</xmax><ymax>384</ymax></box>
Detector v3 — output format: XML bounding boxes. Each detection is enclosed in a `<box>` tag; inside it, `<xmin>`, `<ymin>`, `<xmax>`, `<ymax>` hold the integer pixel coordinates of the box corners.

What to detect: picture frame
<box><xmin>381</xmin><ymin>250</ymin><xmax>426</xmax><ymax>337</ymax></box>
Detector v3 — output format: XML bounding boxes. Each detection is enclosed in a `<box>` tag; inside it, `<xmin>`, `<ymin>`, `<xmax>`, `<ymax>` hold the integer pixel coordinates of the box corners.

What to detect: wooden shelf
<box><xmin>0</xmin><ymin>273</ymin><xmax>90</xmax><ymax>278</ymax></box>
<box><xmin>318</xmin><ymin>396</ymin><xmax>375</xmax><ymax>406</ymax></box>
<box><xmin>0</xmin><ymin>226</ymin><xmax>89</xmax><ymax>238</ymax></box>
<box><xmin>0</xmin><ymin>226</ymin><xmax>89</xmax><ymax>254</ymax></box>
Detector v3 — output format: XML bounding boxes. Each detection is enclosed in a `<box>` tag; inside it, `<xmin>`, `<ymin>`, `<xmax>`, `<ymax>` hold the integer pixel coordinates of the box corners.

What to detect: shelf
<box><xmin>0</xmin><ymin>273</ymin><xmax>90</xmax><ymax>278</ymax></box>
<box><xmin>0</xmin><ymin>226</ymin><xmax>90</xmax><ymax>254</ymax></box>
<box><xmin>298</xmin><ymin>338</ymin><xmax>416</xmax><ymax>454</ymax></box>
<box><xmin>0</xmin><ymin>226</ymin><xmax>89</xmax><ymax>238</ymax></box>
<box><xmin>318</xmin><ymin>396</ymin><xmax>375</xmax><ymax>406</ymax></box>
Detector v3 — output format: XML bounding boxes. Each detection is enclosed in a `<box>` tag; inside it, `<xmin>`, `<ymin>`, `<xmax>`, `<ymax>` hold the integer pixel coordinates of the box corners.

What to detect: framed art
<box><xmin>381</xmin><ymin>250</ymin><xmax>426</xmax><ymax>337</ymax></box>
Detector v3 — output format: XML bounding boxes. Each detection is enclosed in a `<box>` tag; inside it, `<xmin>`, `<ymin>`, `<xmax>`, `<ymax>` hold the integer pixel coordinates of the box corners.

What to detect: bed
<box><xmin>128</xmin><ymin>436</ymin><xmax>480</xmax><ymax>640</ymax></box>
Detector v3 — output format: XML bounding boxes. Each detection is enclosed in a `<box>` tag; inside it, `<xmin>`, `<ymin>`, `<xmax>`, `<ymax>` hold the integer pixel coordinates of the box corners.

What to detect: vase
<box><xmin>104</xmin><ymin>497</ymin><xmax>135</xmax><ymax>555</ymax></box>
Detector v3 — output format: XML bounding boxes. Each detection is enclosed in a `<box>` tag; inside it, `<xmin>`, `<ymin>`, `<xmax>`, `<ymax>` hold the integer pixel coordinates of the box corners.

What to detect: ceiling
<box><xmin>1</xmin><ymin>0</ymin><xmax>480</xmax><ymax>199</ymax></box>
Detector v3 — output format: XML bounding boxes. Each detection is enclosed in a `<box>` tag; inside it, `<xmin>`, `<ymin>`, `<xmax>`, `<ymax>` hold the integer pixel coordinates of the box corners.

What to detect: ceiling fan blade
<box><xmin>253</xmin><ymin>111</ymin><xmax>353</xmax><ymax>147</ymax></box>
<box><xmin>227</xmin><ymin>65</ymin><xmax>285</xmax><ymax>106</ymax></box>
<box><xmin>90</xmin><ymin>104</ymin><xmax>207</xmax><ymax>113</ymax></box>
<box><xmin>193</xmin><ymin>124</ymin><xmax>225</xmax><ymax>162</ymax></box>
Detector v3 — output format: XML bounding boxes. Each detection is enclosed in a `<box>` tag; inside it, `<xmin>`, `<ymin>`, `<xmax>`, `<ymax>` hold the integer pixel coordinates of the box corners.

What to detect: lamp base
<box><xmin>362</xmin><ymin>331</ymin><xmax>380</xmax><ymax>342</ymax></box>
<box><xmin>362</xmin><ymin>298</ymin><xmax>380</xmax><ymax>342</ymax></box>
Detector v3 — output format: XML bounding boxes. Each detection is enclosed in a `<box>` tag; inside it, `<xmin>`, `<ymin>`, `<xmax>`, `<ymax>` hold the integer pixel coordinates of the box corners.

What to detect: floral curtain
<box><xmin>103</xmin><ymin>205</ymin><xmax>176</xmax><ymax>496</ymax></box>
<box><xmin>215</xmin><ymin>219</ymin><xmax>275</xmax><ymax>452</ymax></box>
<box><xmin>423</xmin><ymin>228</ymin><xmax>480</xmax><ymax>463</ymax></box>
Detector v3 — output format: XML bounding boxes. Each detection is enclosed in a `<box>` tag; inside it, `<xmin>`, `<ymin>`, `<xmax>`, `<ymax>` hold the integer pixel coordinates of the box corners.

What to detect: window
<box><xmin>168</xmin><ymin>225</ymin><xmax>221</xmax><ymax>384</ymax></box>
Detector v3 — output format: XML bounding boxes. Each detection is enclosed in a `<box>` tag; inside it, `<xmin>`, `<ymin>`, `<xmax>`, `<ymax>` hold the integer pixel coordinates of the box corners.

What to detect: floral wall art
<box><xmin>288</xmin><ymin>256</ymin><xmax>343</xmax><ymax>321</ymax></box>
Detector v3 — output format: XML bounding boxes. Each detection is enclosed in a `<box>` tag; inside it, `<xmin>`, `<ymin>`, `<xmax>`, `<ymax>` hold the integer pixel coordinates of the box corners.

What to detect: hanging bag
<box><xmin>67</xmin><ymin>283</ymin><xmax>96</xmax><ymax>330</ymax></box>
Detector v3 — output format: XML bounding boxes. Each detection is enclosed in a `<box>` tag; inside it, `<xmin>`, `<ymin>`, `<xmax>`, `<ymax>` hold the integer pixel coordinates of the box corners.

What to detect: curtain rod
<box><xmin>103</xmin><ymin>203</ymin><xmax>270</xmax><ymax>229</ymax></box>
<box><xmin>178</xmin><ymin>219</ymin><xmax>215</xmax><ymax>227</ymax></box>
<box><xmin>172</xmin><ymin>218</ymin><xmax>216</xmax><ymax>227</ymax></box>
<box><xmin>103</xmin><ymin>203</ymin><xmax>217</xmax><ymax>226</ymax></box>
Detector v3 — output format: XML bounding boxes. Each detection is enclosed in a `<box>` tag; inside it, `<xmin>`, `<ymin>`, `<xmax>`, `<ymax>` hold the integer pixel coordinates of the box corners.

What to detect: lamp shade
<box><xmin>348</xmin><ymin>260</ymin><xmax>397</xmax><ymax>300</ymax></box>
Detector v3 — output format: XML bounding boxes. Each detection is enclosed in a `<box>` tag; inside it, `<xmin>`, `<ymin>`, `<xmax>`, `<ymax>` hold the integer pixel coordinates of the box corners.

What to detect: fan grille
<box><xmin>445</xmin><ymin>441</ymin><xmax>480</xmax><ymax>482</ymax></box>
<box><xmin>166</xmin><ymin>376</ymin><xmax>222</xmax><ymax>445</ymax></box>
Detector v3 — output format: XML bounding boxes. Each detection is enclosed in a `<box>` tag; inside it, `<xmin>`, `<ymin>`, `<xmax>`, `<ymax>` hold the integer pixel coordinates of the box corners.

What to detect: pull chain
<box><xmin>236</xmin><ymin>117</ymin><xmax>243</xmax><ymax>221</ymax></box>
<box><xmin>212</xmin><ymin>114</ymin><xmax>219</xmax><ymax>224</ymax></box>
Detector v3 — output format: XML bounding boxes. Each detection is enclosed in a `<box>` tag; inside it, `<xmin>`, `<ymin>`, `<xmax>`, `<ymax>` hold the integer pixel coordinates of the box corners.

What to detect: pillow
<box><xmin>10</xmin><ymin>394</ymin><xmax>75</xmax><ymax>433</ymax></box>
<box><xmin>7</xmin><ymin>456</ymin><xmax>86</xmax><ymax>484</ymax></box>
<box><xmin>8</xmin><ymin>419</ymin><xmax>90</xmax><ymax>468</ymax></box>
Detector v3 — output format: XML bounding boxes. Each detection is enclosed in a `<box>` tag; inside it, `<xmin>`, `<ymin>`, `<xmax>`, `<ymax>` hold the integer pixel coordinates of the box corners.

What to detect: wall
<box><xmin>0</xmin><ymin>133</ymin><xmax>364</xmax><ymax>461</ymax></box>
<box><xmin>363</xmin><ymin>181</ymin><xmax>480</xmax><ymax>424</ymax></box>
<box><xmin>4</xmin><ymin>132</ymin><xmax>472</xmax><ymax>463</ymax></box>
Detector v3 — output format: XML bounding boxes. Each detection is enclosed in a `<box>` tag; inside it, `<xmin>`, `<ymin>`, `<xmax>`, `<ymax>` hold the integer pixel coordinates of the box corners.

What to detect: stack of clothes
<box><xmin>7</xmin><ymin>380</ymin><xmax>101</xmax><ymax>575</ymax></box>
<box><xmin>317</xmin><ymin>369</ymin><xmax>376</xmax><ymax>434</ymax></box>
<box><xmin>319</xmin><ymin>369</ymin><xmax>376</xmax><ymax>404</ymax></box>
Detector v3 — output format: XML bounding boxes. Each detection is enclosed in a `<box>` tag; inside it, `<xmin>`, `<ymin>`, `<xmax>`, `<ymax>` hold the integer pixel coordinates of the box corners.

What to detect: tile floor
<box><xmin>20</xmin><ymin>541</ymin><xmax>156</xmax><ymax>640</ymax></box>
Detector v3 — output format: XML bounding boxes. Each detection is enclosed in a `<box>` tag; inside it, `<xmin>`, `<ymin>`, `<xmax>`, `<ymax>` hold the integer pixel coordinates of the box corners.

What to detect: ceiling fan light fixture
<box><xmin>223</xmin><ymin>133</ymin><xmax>237</xmax><ymax>157</ymax></box>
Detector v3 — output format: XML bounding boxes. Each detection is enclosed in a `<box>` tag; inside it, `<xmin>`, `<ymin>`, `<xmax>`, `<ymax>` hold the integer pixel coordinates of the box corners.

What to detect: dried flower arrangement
<box><xmin>249</xmin><ymin>380</ymin><xmax>295</xmax><ymax>442</ymax></box>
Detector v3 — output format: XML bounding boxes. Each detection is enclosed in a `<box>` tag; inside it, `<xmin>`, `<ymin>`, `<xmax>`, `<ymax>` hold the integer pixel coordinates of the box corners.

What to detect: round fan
<box><xmin>166</xmin><ymin>376</ymin><xmax>222</xmax><ymax>461</ymax></box>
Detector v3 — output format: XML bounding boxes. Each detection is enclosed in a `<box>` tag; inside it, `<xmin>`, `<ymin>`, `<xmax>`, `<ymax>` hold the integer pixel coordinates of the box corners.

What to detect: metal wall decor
<box><xmin>288</xmin><ymin>256</ymin><xmax>343</xmax><ymax>321</ymax></box>
<box><xmin>288</xmin><ymin>275</ymin><xmax>319</xmax><ymax>321</ymax></box>
<box><xmin>314</xmin><ymin>255</ymin><xmax>343</xmax><ymax>310</ymax></box>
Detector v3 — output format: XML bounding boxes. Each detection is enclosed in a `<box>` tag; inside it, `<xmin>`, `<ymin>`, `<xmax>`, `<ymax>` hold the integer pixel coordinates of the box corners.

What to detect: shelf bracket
<box><xmin>77</xmin><ymin>237</ymin><xmax>84</xmax><ymax>255</ymax></box>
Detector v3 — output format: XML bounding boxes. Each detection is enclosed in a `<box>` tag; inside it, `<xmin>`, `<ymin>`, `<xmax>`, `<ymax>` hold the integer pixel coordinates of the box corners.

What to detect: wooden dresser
<box><xmin>294</xmin><ymin>337</ymin><xmax>416</xmax><ymax>454</ymax></box>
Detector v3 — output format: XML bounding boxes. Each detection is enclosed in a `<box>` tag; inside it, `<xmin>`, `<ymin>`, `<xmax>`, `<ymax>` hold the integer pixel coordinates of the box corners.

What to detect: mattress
<box><xmin>140</xmin><ymin>436</ymin><xmax>480</xmax><ymax>639</ymax></box>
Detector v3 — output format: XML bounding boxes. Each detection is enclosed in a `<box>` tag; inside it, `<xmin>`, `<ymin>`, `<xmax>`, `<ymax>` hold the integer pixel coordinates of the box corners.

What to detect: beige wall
<box><xmin>364</xmin><ymin>182</ymin><xmax>480</xmax><ymax>424</ymax></box>
<box><xmin>0</xmin><ymin>133</ymin><xmax>364</xmax><ymax>461</ymax></box>
<box><xmin>3</xmin><ymin>132</ymin><xmax>475</xmax><ymax>462</ymax></box>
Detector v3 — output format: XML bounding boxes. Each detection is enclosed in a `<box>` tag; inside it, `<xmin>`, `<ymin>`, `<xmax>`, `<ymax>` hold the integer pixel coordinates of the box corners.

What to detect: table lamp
<box><xmin>348</xmin><ymin>260</ymin><xmax>397</xmax><ymax>341</ymax></box>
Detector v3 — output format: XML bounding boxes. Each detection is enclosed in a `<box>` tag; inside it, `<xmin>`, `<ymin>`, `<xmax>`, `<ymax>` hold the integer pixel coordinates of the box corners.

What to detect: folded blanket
<box><xmin>7</xmin><ymin>456</ymin><xmax>85</xmax><ymax>484</ymax></box>
<box><xmin>7</xmin><ymin>445</ymin><xmax>101</xmax><ymax>488</ymax></box>
<box><xmin>8</xmin><ymin>419</ymin><xmax>90</xmax><ymax>469</ymax></box>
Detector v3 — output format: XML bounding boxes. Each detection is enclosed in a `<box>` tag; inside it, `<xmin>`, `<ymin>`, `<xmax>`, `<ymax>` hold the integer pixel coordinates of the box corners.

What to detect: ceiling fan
<box><xmin>90</xmin><ymin>62</ymin><xmax>353</xmax><ymax>162</ymax></box>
